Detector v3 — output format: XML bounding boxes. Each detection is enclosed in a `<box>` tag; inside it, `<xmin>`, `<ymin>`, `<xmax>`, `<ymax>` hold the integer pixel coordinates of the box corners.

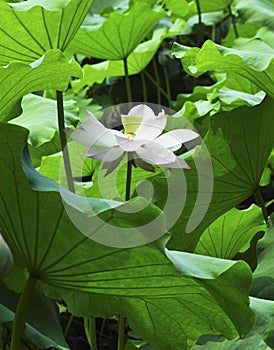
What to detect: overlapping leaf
<box><xmin>71</xmin><ymin>28</ymin><xmax>167</xmax><ymax>92</ymax></box>
<box><xmin>0</xmin><ymin>0</ymin><xmax>94</xmax><ymax>65</ymax></box>
<box><xmin>69</xmin><ymin>2</ymin><xmax>165</xmax><ymax>60</ymax></box>
<box><xmin>251</xmin><ymin>225</ymin><xmax>274</xmax><ymax>300</ymax></box>
<box><xmin>0</xmin><ymin>50</ymin><xmax>81</xmax><ymax>122</ymax></box>
<box><xmin>0</xmin><ymin>283</ymin><xmax>69</xmax><ymax>350</ymax></box>
<box><xmin>172</xmin><ymin>39</ymin><xmax>274</xmax><ymax>98</ymax></box>
<box><xmin>9</xmin><ymin>93</ymin><xmax>79</xmax><ymax>147</ymax></box>
<box><xmin>166</xmin><ymin>97</ymin><xmax>274</xmax><ymax>251</ymax></box>
<box><xmin>0</xmin><ymin>123</ymin><xmax>255</xmax><ymax>350</ymax></box>
<box><xmin>199</xmin><ymin>0</ymin><xmax>233</xmax><ymax>12</ymax></box>
<box><xmin>192</xmin><ymin>297</ymin><xmax>274</xmax><ymax>349</ymax></box>
<box><xmin>235</xmin><ymin>0</ymin><xmax>274</xmax><ymax>30</ymax></box>
<box><xmin>195</xmin><ymin>205</ymin><xmax>266</xmax><ymax>259</ymax></box>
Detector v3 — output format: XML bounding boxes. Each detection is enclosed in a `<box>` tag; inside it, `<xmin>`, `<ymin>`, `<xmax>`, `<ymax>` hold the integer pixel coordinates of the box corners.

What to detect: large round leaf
<box><xmin>172</xmin><ymin>39</ymin><xmax>274</xmax><ymax>98</ymax></box>
<box><xmin>0</xmin><ymin>50</ymin><xmax>81</xmax><ymax>122</ymax></box>
<box><xmin>69</xmin><ymin>2</ymin><xmax>165</xmax><ymax>60</ymax></box>
<box><xmin>0</xmin><ymin>122</ymin><xmax>255</xmax><ymax>350</ymax></box>
<box><xmin>0</xmin><ymin>0</ymin><xmax>94</xmax><ymax>65</ymax></box>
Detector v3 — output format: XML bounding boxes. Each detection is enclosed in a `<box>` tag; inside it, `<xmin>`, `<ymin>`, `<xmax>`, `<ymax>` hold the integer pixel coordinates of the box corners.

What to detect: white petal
<box><xmin>128</xmin><ymin>104</ymin><xmax>155</xmax><ymax>118</ymax></box>
<box><xmin>102</xmin><ymin>154</ymin><xmax>125</xmax><ymax>176</ymax></box>
<box><xmin>161</xmin><ymin>157</ymin><xmax>191</xmax><ymax>169</ymax></box>
<box><xmin>135</xmin><ymin>142</ymin><xmax>176</xmax><ymax>165</ymax></box>
<box><xmin>154</xmin><ymin>129</ymin><xmax>199</xmax><ymax>151</ymax></box>
<box><xmin>135</xmin><ymin>112</ymin><xmax>166</xmax><ymax>141</ymax></box>
<box><xmin>86</xmin><ymin>147</ymin><xmax>125</xmax><ymax>162</ymax></box>
<box><xmin>65</xmin><ymin>129</ymin><xmax>92</xmax><ymax>147</ymax></box>
<box><xmin>115</xmin><ymin>135</ymin><xmax>145</xmax><ymax>151</ymax></box>
<box><xmin>80</xmin><ymin>118</ymin><xmax>120</xmax><ymax>148</ymax></box>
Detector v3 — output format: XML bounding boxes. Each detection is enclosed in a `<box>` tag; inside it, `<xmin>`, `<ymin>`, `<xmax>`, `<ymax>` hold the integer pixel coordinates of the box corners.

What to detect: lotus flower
<box><xmin>66</xmin><ymin>104</ymin><xmax>199</xmax><ymax>174</ymax></box>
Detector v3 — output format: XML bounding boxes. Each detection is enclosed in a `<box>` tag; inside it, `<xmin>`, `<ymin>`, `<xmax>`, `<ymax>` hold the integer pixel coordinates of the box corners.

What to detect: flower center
<box><xmin>121</xmin><ymin>114</ymin><xmax>142</xmax><ymax>135</ymax></box>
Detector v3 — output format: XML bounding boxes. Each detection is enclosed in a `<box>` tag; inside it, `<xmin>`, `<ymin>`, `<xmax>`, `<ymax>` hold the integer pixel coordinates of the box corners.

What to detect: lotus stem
<box><xmin>143</xmin><ymin>70</ymin><xmax>169</xmax><ymax>100</ymax></box>
<box><xmin>140</xmin><ymin>72</ymin><xmax>147</xmax><ymax>102</ymax></box>
<box><xmin>254</xmin><ymin>188</ymin><xmax>268</xmax><ymax>224</ymax></box>
<box><xmin>117</xmin><ymin>314</ymin><xmax>125</xmax><ymax>350</ymax></box>
<box><xmin>123</xmin><ymin>57</ymin><xmax>132</xmax><ymax>103</ymax></box>
<box><xmin>56</xmin><ymin>90</ymin><xmax>75</xmax><ymax>193</ymax></box>
<box><xmin>125</xmin><ymin>154</ymin><xmax>133</xmax><ymax>201</ymax></box>
<box><xmin>84</xmin><ymin>316</ymin><xmax>98</xmax><ymax>350</ymax></box>
<box><xmin>152</xmin><ymin>57</ymin><xmax>161</xmax><ymax>105</ymax></box>
<box><xmin>163</xmin><ymin>64</ymin><xmax>172</xmax><ymax>108</ymax></box>
<box><xmin>10</xmin><ymin>275</ymin><xmax>37</xmax><ymax>350</ymax></box>
<box><xmin>228</xmin><ymin>5</ymin><xmax>239</xmax><ymax>38</ymax></box>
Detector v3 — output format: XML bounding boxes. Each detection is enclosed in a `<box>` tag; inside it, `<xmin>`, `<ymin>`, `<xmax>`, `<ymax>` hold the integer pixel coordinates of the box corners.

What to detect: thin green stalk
<box><xmin>152</xmin><ymin>57</ymin><xmax>161</xmax><ymax>105</ymax></box>
<box><xmin>212</xmin><ymin>24</ymin><xmax>217</xmax><ymax>43</ymax></box>
<box><xmin>143</xmin><ymin>70</ymin><xmax>169</xmax><ymax>100</ymax></box>
<box><xmin>125</xmin><ymin>154</ymin><xmax>133</xmax><ymax>201</ymax></box>
<box><xmin>10</xmin><ymin>275</ymin><xmax>37</xmax><ymax>350</ymax></box>
<box><xmin>84</xmin><ymin>316</ymin><xmax>98</xmax><ymax>350</ymax></box>
<box><xmin>56</xmin><ymin>90</ymin><xmax>75</xmax><ymax>193</ymax></box>
<box><xmin>254</xmin><ymin>188</ymin><xmax>268</xmax><ymax>224</ymax></box>
<box><xmin>163</xmin><ymin>65</ymin><xmax>171</xmax><ymax>108</ymax></box>
<box><xmin>116</xmin><ymin>155</ymin><xmax>133</xmax><ymax>350</ymax></box>
<box><xmin>123</xmin><ymin>57</ymin><xmax>132</xmax><ymax>103</ymax></box>
<box><xmin>228</xmin><ymin>5</ymin><xmax>239</xmax><ymax>38</ymax></box>
<box><xmin>195</xmin><ymin>0</ymin><xmax>202</xmax><ymax>25</ymax></box>
<box><xmin>117</xmin><ymin>314</ymin><xmax>125</xmax><ymax>350</ymax></box>
<box><xmin>64</xmin><ymin>314</ymin><xmax>74</xmax><ymax>338</ymax></box>
<box><xmin>195</xmin><ymin>0</ymin><xmax>204</xmax><ymax>46</ymax></box>
<box><xmin>140</xmin><ymin>72</ymin><xmax>147</xmax><ymax>102</ymax></box>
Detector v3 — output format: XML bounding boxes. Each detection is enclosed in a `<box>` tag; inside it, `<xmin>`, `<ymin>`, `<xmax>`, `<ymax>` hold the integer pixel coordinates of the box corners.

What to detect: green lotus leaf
<box><xmin>0</xmin><ymin>283</ymin><xmax>69</xmax><ymax>350</ymax></box>
<box><xmin>0</xmin><ymin>122</ymin><xmax>254</xmax><ymax>350</ymax></box>
<box><xmin>9</xmin><ymin>93</ymin><xmax>79</xmax><ymax>147</ymax></box>
<box><xmin>71</xmin><ymin>27</ymin><xmax>167</xmax><ymax>92</ymax></box>
<box><xmin>0</xmin><ymin>0</ymin><xmax>94</xmax><ymax>65</ymax></box>
<box><xmin>0</xmin><ymin>49</ymin><xmax>81</xmax><ymax>122</ymax></box>
<box><xmin>192</xmin><ymin>297</ymin><xmax>274</xmax><ymax>349</ymax></box>
<box><xmin>195</xmin><ymin>205</ymin><xmax>266</xmax><ymax>259</ymax></box>
<box><xmin>172</xmin><ymin>39</ymin><xmax>274</xmax><ymax>98</ymax></box>
<box><xmin>69</xmin><ymin>2</ymin><xmax>165</xmax><ymax>60</ymax></box>
<box><xmin>166</xmin><ymin>97</ymin><xmax>274</xmax><ymax>251</ymax></box>
<box><xmin>235</xmin><ymin>0</ymin><xmax>274</xmax><ymax>30</ymax></box>
<box><xmin>251</xmin><ymin>225</ymin><xmax>274</xmax><ymax>300</ymax></box>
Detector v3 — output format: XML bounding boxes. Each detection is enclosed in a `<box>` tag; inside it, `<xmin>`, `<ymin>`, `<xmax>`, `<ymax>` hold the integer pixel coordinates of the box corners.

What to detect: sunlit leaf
<box><xmin>164</xmin><ymin>0</ymin><xmax>189</xmax><ymax>17</ymax></box>
<box><xmin>9</xmin><ymin>93</ymin><xmax>79</xmax><ymax>147</ymax></box>
<box><xmin>235</xmin><ymin>0</ymin><xmax>274</xmax><ymax>30</ymax></box>
<box><xmin>192</xmin><ymin>297</ymin><xmax>274</xmax><ymax>349</ymax></box>
<box><xmin>71</xmin><ymin>27</ymin><xmax>167</xmax><ymax>92</ymax></box>
<box><xmin>166</xmin><ymin>97</ymin><xmax>274</xmax><ymax>251</ymax></box>
<box><xmin>69</xmin><ymin>2</ymin><xmax>165</xmax><ymax>60</ymax></box>
<box><xmin>198</xmin><ymin>0</ymin><xmax>233</xmax><ymax>13</ymax></box>
<box><xmin>0</xmin><ymin>50</ymin><xmax>81</xmax><ymax>122</ymax></box>
<box><xmin>195</xmin><ymin>205</ymin><xmax>266</xmax><ymax>258</ymax></box>
<box><xmin>172</xmin><ymin>39</ymin><xmax>274</xmax><ymax>98</ymax></box>
<box><xmin>0</xmin><ymin>0</ymin><xmax>94</xmax><ymax>65</ymax></box>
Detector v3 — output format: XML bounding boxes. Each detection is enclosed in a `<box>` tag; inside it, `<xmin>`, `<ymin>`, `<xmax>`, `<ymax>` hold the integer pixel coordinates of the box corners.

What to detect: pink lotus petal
<box><xmin>86</xmin><ymin>147</ymin><xmax>125</xmax><ymax>162</ymax></box>
<box><xmin>154</xmin><ymin>129</ymin><xmax>199</xmax><ymax>151</ymax></box>
<box><xmin>135</xmin><ymin>142</ymin><xmax>176</xmax><ymax>165</ymax></box>
<box><xmin>115</xmin><ymin>135</ymin><xmax>145</xmax><ymax>152</ymax></box>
